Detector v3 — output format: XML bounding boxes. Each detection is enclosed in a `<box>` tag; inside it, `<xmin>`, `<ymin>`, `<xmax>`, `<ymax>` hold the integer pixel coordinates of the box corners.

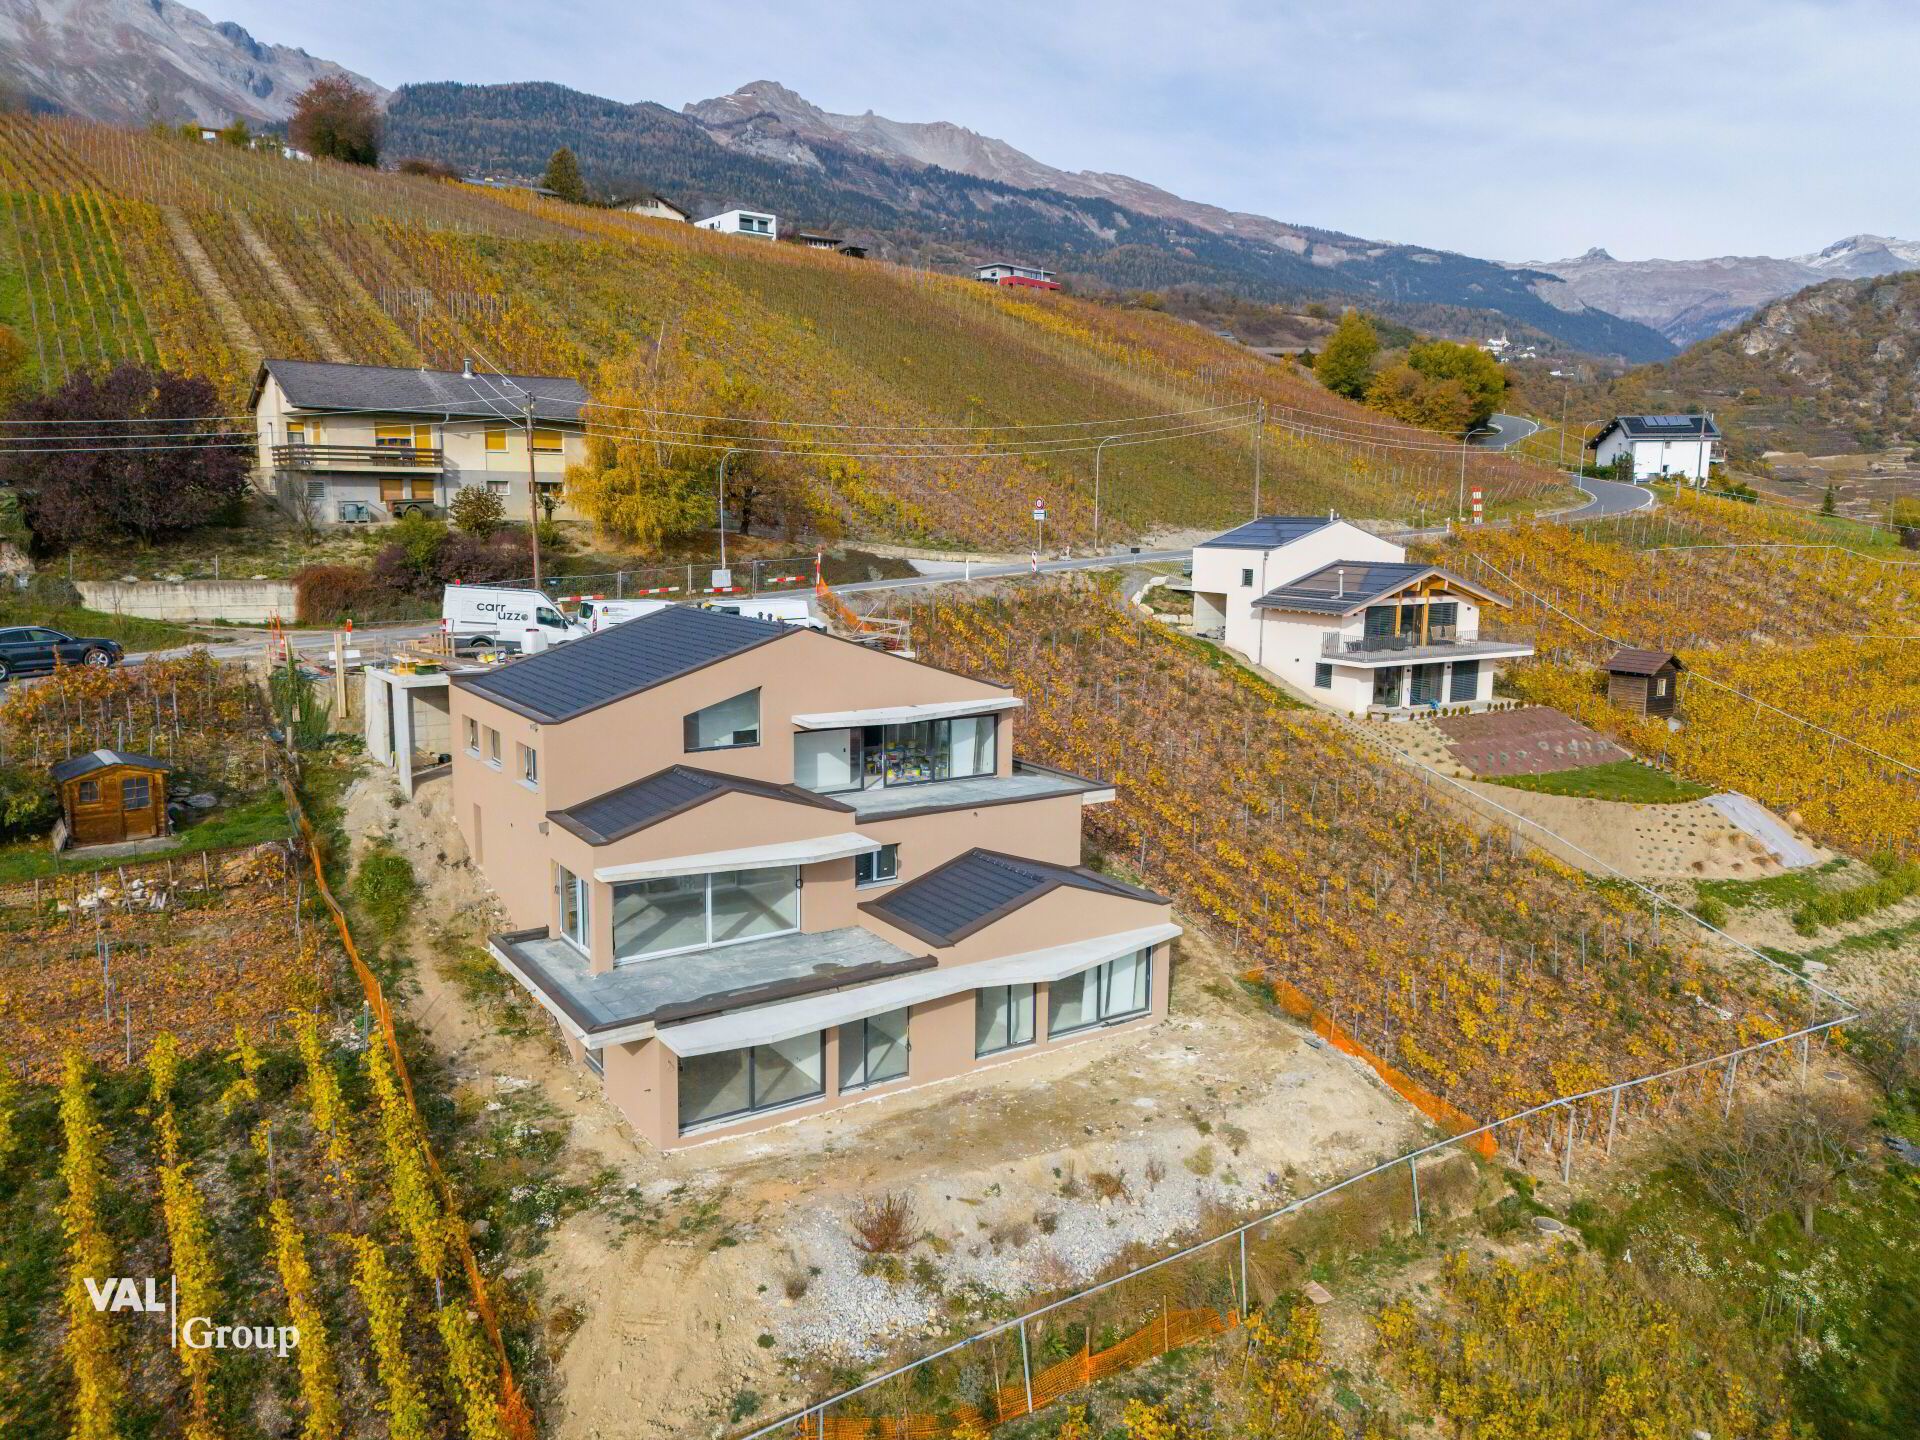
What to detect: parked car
<box><xmin>0</xmin><ymin>627</ymin><xmax>124</xmax><ymax>679</ymax></box>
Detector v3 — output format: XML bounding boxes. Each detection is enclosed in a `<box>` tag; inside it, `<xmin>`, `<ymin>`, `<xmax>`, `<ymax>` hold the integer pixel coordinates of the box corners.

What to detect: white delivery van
<box><xmin>441</xmin><ymin>586</ymin><xmax>588</xmax><ymax>653</ymax></box>
<box><xmin>575</xmin><ymin>597</ymin><xmax>673</xmax><ymax>632</ymax></box>
<box><xmin>699</xmin><ymin>594</ymin><xmax>826</xmax><ymax>629</ymax></box>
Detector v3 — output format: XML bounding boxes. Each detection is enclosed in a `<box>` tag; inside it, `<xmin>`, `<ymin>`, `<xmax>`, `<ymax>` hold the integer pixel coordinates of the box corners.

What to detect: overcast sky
<box><xmin>218</xmin><ymin>0</ymin><xmax>1920</xmax><ymax>262</ymax></box>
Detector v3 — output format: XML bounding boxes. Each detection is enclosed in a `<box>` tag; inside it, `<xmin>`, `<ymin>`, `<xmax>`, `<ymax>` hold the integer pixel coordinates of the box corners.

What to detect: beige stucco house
<box><xmin>451</xmin><ymin>605</ymin><xmax>1177</xmax><ymax>1149</ymax></box>
<box><xmin>248</xmin><ymin>359</ymin><xmax>590</xmax><ymax>526</ymax></box>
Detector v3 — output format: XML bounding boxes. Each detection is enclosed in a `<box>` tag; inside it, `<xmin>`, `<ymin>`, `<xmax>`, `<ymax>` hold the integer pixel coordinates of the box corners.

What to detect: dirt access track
<box><xmin>344</xmin><ymin>768</ymin><xmax>1428</xmax><ymax>1439</ymax></box>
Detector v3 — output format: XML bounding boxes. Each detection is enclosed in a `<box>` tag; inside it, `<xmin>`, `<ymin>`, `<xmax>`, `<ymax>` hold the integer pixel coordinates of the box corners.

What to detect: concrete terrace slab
<box><xmin>1432</xmin><ymin>707</ymin><xmax>1630</xmax><ymax>777</ymax></box>
<box><xmin>840</xmin><ymin>768</ymin><xmax>1095</xmax><ymax>820</ymax></box>
<box><xmin>491</xmin><ymin>925</ymin><xmax>928</xmax><ymax>1037</ymax></box>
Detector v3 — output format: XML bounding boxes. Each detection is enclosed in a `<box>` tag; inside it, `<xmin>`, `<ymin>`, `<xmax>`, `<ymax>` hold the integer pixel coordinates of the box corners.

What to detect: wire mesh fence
<box><xmin>736</xmin><ymin>1014</ymin><xmax>1849</xmax><ymax>1440</ymax></box>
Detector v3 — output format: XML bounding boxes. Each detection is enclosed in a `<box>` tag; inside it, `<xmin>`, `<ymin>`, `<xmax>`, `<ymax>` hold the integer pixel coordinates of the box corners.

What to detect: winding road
<box><xmin>1472</xmin><ymin>412</ymin><xmax>1541</xmax><ymax>451</ymax></box>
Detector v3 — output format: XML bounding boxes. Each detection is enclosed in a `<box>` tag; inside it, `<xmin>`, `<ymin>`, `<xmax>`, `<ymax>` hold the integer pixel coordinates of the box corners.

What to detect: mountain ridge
<box><xmin>0</xmin><ymin>0</ymin><xmax>385</xmax><ymax>125</ymax></box>
<box><xmin>1511</xmin><ymin>234</ymin><xmax>1920</xmax><ymax>348</ymax></box>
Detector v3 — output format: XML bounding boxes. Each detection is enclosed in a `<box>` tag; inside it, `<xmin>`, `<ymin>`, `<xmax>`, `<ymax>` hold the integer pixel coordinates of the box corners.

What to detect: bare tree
<box><xmin>1666</xmin><ymin>1088</ymin><xmax>1871</xmax><ymax>1238</ymax></box>
<box><xmin>1853</xmin><ymin>996</ymin><xmax>1920</xmax><ymax>1099</ymax></box>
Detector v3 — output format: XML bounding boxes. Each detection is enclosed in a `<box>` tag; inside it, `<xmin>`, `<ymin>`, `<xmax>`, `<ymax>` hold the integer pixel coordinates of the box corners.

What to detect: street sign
<box><xmin>1032</xmin><ymin>505</ymin><xmax>1047</xmax><ymax>521</ymax></box>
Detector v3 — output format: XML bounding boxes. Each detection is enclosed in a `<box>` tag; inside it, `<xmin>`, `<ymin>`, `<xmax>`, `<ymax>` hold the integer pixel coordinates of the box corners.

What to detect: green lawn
<box><xmin>1694</xmin><ymin>857</ymin><xmax>1854</xmax><ymax>912</ymax></box>
<box><xmin>0</xmin><ymin>792</ymin><xmax>291</xmax><ymax>885</ymax></box>
<box><xmin>1487</xmin><ymin>758</ymin><xmax>1712</xmax><ymax>805</ymax></box>
<box><xmin>0</xmin><ymin>602</ymin><xmax>200</xmax><ymax>654</ymax></box>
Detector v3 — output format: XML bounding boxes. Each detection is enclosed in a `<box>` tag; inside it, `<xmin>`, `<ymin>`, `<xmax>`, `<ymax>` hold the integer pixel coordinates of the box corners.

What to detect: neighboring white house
<box><xmin>1190</xmin><ymin>516</ymin><xmax>1533</xmax><ymax>715</ymax></box>
<box><xmin>1590</xmin><ymin>414</ymin><xmax>1721</xmax><ymax>482</ymax></box>
<box><xmin>974</xmin><ymin>261</ymin><xmax>1060</xmax><ymax>290</ymax></box>
<box><xmin>696</xmin><ymin>209</ymin><xmax>777</xmax><ymax>240</ymax></box>
<box><xmin>249</xmin><ymin>358</ymin><xmax>590</xmax><ymax>526</ymax></box>
<box><xmin>620</xmin><ymin>193</ymin><xmax>690</xmax><ymax>222</ymax></box>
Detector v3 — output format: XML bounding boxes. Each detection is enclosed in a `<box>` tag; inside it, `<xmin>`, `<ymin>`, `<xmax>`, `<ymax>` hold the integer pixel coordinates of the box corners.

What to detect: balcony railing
<box><xmin>271</xmin><ymin>443</ymin><xmax>444</xmax><ymax>471</ymax></box>
<box><xmin>1322</xmin><ymin>627</ymin><xmax>1534</xmax><ymax>657</ymax></box>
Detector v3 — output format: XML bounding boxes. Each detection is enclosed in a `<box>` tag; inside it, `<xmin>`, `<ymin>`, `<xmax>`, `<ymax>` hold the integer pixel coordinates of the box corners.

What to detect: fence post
<box><xmin>1561</xmin><ymin>1103</ymin><xmax>1575</xmax><ymax>1184</ymax></box>
<box><xmin>1020</xmin><ymin>1319</ymin><xmax>1035</xmax><ymax>1417</ymax></box>
<box><xmin>1722</xmin><ymin>1054</ymin><xmax>1739</xmax><ymax>1118</ymax></box>
<box><xmin>1239</xmin><ymin>1228</ymin><xmax>1249</xmax><ymax>1316</ymax></box>
<box><xmin>1606</xmin><ymin>1085</ymin><xmax>1621</xmax><ymax>1157</ymax></box>
<box><xmin>1409</xmin><ymin>1157</ymin><xmax>1422</xmax><ymax>1234</ymax></box>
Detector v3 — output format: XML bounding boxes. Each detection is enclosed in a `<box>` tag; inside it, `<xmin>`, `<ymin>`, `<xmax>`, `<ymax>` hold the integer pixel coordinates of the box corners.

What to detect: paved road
<box><xmin>1559</xmin><ymin>473</ymin><xmax>1653</xmax><ymax>520</ymax></box>
<box><xmin>1472</xmin><ymin>412</ymin><xmax>1541</xmax><ymax>451</ymax></box>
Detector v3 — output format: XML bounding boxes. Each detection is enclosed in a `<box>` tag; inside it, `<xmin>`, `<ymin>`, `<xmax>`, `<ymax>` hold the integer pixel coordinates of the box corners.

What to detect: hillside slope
<box><xmin>383</xmin><ymin>81</ymin><xmax>1673</xmax><ymax>362</ymax></box>
<box><xmin>0</xmin><ymin>115</ymin><xmax>1570</xmax><ymax>548</ymax></box>
<box><xmin>0</xmin><ymin>0</ymin><xmax>385</xmax><ymax>124</ymax></box>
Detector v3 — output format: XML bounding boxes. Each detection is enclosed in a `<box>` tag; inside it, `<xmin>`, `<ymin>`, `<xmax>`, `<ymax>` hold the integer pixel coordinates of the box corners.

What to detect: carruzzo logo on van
<box><xmin>85</xmin><ymin>1276</ymin><xmax>299</xmax><ymax>1357</ymax></box>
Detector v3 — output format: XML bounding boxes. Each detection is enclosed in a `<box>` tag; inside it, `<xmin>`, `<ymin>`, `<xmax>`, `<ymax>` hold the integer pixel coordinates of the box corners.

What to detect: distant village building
<box><xmin>1604</xmin><ymin>648</ymin><xmax>1683</xmax><ymax>718</ymax></box>
<box><xmin>461</xmin><ymin>176</ymin><xmax>561</xmax><ymax>199</ymax></box>
<box><xmin>974</xmin><ymin>261</ymin><xmax>1060</xmax><ymax>291</ymax></box>
<box><xmin>1590</xmin><ymin>415</ymin><xmax>1721</xmax><ymax>483</ymax></box>
<box><xmin>696</xmin><ymin>209</ymin><xmax>777</xmax><ymax>240</ymax></box>
<box><xmin>619</xmin><ymin>193</ymin><xmax>690</xmax><ymax>222</ymax></box>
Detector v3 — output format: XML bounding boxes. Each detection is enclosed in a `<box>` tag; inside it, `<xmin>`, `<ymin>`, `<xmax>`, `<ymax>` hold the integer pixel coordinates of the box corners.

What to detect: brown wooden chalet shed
<box><xmin>1605</xmin><ymin>648</ymin><xmax>1683</xmax><ymax>717</ymax></box>
<box><xmin>51</xmin><ymin>750</ymin><xmax>172</xmax><ymax>847</ymax></box>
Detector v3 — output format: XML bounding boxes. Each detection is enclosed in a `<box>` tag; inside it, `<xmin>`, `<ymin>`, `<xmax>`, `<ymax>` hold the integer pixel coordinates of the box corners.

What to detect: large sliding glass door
<box><xmin>612</xmin><ymin>866</ymin><xmax>800</xmax><ymax>963</ymax></box>
<box><xmin>678</xmin><ymin>1032</ymin><xmax>826</xmax><ymax>1131</ymax></box>
<box><xmin>839</xmin><ymin>1007</ymin><xmax>911</xmax><ymax>1091</ymax></box>
<box><xmin>1047</xmin><ymin>949</ymin><xmax>1153</xmax><ymax>1037</ymax></box>
<box><xmin>975</xmin><ymin>984</ymin><xmax>1035</xmax><ymax>1056</ymax></box>
<box><xmin>795</xmin><ymin>714</ymin><xmax>997</xmax><ymax>794</ymax></box>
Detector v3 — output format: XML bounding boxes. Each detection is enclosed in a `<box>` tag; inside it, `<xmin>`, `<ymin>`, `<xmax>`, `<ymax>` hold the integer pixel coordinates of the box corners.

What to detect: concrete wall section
<box><xmin>76</xmin><ymin>580</ymin><xmax>295</xmax><ymax>624</ymax></box>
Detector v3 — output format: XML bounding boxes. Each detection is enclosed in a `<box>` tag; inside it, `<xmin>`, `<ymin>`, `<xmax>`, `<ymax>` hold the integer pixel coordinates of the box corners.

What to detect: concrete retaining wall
<box><xmin>76</xmin><ymin>580</ymin><xmax>295</xmax><ymax>625</ymax></box>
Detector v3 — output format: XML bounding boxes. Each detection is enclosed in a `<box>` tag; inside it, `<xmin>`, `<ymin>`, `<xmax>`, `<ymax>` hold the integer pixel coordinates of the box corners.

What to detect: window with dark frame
<box><xmin>677</xmin><ymin>1032</ymin><xmax>825</xmax><ymax>1131</ymax></box>
<box><xmin>1314</xmin><ymin>663</ymin><xmax>1333</xmax><ymax>689</ymax></box>
<box><xmin>838</xmin><ymin>1007</ymin><xmax>910</xmax><ymax>1091</ymax></box>
<box><xmin>1240</xmin><ymin>567</ymin><xmax>1254</xmax><ymax>587</ymax></box>
<box><xmin>1046</xmin><ymin>949</ymin><xmax>1152</xmax><ymax>1037</ymax></box>
<box><xmin>121</xmin><ymin>776</ymin><xmax>150</xmax><ymax>810</ymax></box>
<box><xmin>974</xmin><ymin>984</ymin><xmax>1035</xmax><ymax>1056</ymax></box>
<box><xmin>854</xmin><ymin>844</ymin><xmax>900</xmax><ymax>888</ymax></box>
<box><xmin>684</xmin><ymin>689</ymin><xmax>761</xmax><ymax>751</ymax></box>
<box><xmin>558</xmin><ymin>866</ymin><xmax>589</xmax><ymax>951</ymax></box>
<box><xmin>77</xmin><ymin>780</ymin><xmax>99</xmax><ymax>804</ymax></box>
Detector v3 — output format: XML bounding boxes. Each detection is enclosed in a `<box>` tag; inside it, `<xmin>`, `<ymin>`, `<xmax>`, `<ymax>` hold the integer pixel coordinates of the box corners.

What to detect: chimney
<box><xmin>462</xmin><ymin>358</ymin><xmax>474</xmax><ymax>379</ymax></box>
<box><xmin>1336</xmin><ymin>567</ymin><xmax>1345</xmax><ymax>597</ymax></box>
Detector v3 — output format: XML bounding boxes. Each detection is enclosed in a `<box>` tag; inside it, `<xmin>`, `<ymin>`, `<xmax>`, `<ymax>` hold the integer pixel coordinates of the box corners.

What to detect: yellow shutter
<box><xmin>485</xmin><ymin>425</ymin><xmax>508</xmax><ymax>452</ymax></box>
<box><xmin>531</xmin><ymin>427</ymin><xmax>562</xmax><ymax>453</ymax></box>
<box><xmin>374</xmin><ymin>424</ymin><xmax>414</xmax><ymax>448</ymax></box>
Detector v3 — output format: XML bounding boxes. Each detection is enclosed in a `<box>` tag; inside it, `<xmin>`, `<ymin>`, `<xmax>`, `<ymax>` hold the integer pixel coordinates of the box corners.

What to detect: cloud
<box><xmin>217</xmin><ymin>0</ymin><xmax>1920</xmax><ymax>260</ymax></box>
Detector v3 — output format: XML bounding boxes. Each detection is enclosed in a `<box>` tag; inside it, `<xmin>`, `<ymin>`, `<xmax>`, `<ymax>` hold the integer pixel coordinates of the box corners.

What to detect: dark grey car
<box><xmin>0</xmin><ymin>626</ymin><xmax>124</xmax><ymax>680</ymax></box>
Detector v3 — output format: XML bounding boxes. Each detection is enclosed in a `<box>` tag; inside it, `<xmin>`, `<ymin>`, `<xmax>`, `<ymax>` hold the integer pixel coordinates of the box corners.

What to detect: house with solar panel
<box><xmin>451</xmin><ymin>604</ymin><xmax>1176</xmax><ymax>1148</ymax></box>
<box><xmin>1190</xmin><ymin>516</ymin><xmax>1534</xmax><ymax>714</ymax></box>
<box><xmin>1589</xmin><ymin>414</ymin><xmax>1721</xmax><ymax>482</ymax></box>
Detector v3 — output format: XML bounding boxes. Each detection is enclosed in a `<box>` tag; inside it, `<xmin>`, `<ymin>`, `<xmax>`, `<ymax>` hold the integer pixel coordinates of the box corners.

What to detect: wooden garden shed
<box><xmin>1605</xmin><ymin>648</ymin><xmax>1683</xmax><ymax>718</ymax></box>
<box><xmin>51</xmin><ymin>749</ymin><xmax>172</xmax><ymax>848</ymax></box>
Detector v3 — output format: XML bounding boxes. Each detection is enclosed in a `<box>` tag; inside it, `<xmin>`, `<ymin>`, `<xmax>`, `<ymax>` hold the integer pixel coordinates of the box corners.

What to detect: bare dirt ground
<box><xmin>343</xmin><ymin>768</ymin><xmax>1428</xmax><ymax>1439</ymax></box>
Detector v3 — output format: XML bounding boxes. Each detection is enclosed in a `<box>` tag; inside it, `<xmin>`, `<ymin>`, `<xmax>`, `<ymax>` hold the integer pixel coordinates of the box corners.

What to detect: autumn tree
<box><xmin>542</xmin><ymin>147</ymin><xmax>588</xmax><ymax>203</ymax></box>
<box><xmin>289</xmin><ymin>76</ymin><xmax>382</xmax><ymax>166</ymax></box>
<box><xmin>1313</xmin><ymin>309</ymin><xmax>1378</xmax><ymax>399</ymax></box>
<box><xmin>4</xmin><ymin>364</ymin><xmax>249</xmax><ymax>549</ymax></box>
<box><xmin>566</xmin><ymin>338</ymin><xmax>820</xmax><ymax>551</ymax></box>
<box><xmin>396</xmin><ymin>155</ymin><xmax>461</xmax><ymax>181</ymax></box>
<box><xmin>1365</xmin><ymin>363</ymin><xmax>1473</xmax><ymax>434</ymax></box>
<box><xmin>1404</xmin><ymin>339</ymin><xmax>1507</xmax><ymax>430</ymax></box>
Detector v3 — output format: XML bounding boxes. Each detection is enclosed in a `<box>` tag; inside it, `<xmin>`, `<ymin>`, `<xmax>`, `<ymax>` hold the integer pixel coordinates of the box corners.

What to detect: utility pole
<box><xmin>1253</xmin><ymin>398</ymin><xmax>1265</xmax><ymax>517</ymax></box>
<box><xmin>1093</xmin><ymin>435</ymin><xmax>1115</xmax><ymax>553</ymax></box>
<box><xmin>523</xmin><ymin>391</ymin><xmax>542</xmax><ymax>591</ymax></box>
<box><xmin>718</xmin><ymin>448</ymin><xmax>744</xmax><ymax>581</ymax></box>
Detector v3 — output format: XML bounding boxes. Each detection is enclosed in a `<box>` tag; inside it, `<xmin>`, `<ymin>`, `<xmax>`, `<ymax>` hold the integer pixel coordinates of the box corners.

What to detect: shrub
<box><xmin>1692</xmin><ymin>896</ymin><xmax>1729</xmax><ymax>929</ymax></box>
<box><xmin>1791</xmin><ymin>856</ymin><xmax>1920</xmax><ymax>935</ymax></box>
<box><xmin>293</xmin><ymin>564</ymin><xmax>384</xmax><ymax>624</ymax></box>
<box><xmin>849</xmin><ymin>1192</ymin><xmax>917</xmax><ymax>1255</ymax></box>
<box><xmin>448</xmin><ymin>485</ymin><xmax>505</xmax><ymax>538</ymax></box>
<box><xmin>1088</xmin><ymin>1169</ymin><xmax>1129</xmax><ymax>1202</ymax></box>
<box><xmin>0</xmin><ymin>764</ymin><xmax>57</xmax><ymax>839</ymax></box>
<box><xmin>352</xmin><ymin>845</ymin><xmax>417</xmax><ymax>936</ymax></box>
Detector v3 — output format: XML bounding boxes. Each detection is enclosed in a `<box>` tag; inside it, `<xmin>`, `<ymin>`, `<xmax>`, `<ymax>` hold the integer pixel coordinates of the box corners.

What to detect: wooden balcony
<box><xmin>271</xmin><ymin>443</ymin><xmax>444</xmax><ymax>472</ymax></box>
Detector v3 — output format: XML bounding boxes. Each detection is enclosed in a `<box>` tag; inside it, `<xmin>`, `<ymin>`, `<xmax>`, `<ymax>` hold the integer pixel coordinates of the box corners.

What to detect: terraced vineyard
<box><xmin>1434</xmin><ymin>490</ymin><xmax>1920</xmax><ymax>855</ymax></box>
<box><xmin>908</xmin><ymin>582</ymin><xmax>1800</xmax><ymax>1125</ymax></box>
<box><xmin>0</xmin><ymin>115</ymin><xmax>1572</xmax><ymax>548</ymax></box>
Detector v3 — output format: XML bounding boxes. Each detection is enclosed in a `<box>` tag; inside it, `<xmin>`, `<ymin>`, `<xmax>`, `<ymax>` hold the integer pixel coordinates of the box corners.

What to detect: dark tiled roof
<box><xmin>1252</xmin><ymin>562</ymin><xmax>1504</xmax><ymax>616</ymax></box>
<box><xmin>1606</xmin><ymin>647</ymin><xmax>1683</xmax><ymax>676</ymax></box>
<box><xmin>455</xmin><ymin>604</ymin><xmax>795</xmax><ymax>723</ymax></box>
<box><xmin>548</xmin><ymin>765</ymin><xmax>849</xmax><ymax>846</ymax></box>
<box><xmin>861</xmin><ymin>848</ymin><xmax>1166</xmax><ymax>948</ymax></box>
<box><xmin>51</xmin><ymin>749</ymin><xmax>170</xmax><ymax>782</ymax></box>
<box><xmin>1199</xmin><ymin>516</ymin><xmax>1333</xmax><ymax>550</ymax></box>
<box><xmin>252</xmin><ymin>359</ymin><xmax>587</xmax><ymax>424</ymax></box>
<box><xmin>1592</xmin><ymin>414</ymin><xmax>1720</xmax><ymax>445</ymax></box>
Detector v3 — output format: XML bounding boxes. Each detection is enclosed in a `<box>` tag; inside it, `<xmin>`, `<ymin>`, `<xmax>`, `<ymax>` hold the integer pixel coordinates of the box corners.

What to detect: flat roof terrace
<box><xmin>490</xmin><ymin>926</ymin><xmax>931</xmax><ymax>1045</ymax></box>
<box><xmin>840</xmin><ymin>763</ymin><xmax>1108</xmax><ymax>821</ymax></box>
